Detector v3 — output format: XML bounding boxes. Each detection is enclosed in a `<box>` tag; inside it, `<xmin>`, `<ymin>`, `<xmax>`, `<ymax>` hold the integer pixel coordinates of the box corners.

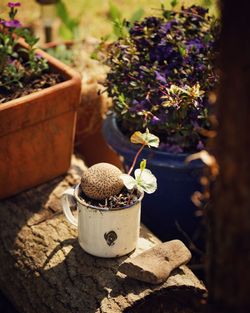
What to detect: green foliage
<box><xmin>46</xmin><ymin>44</ymin><xmax>74</xmax><ymax>65</ymax></box>
<box><xmin>203</xmin><ymin>0</ymin><xmax>212</xmax><ymax>7</ymax></box>
<box><xmin>104</xmin><ymin>5</ymin><xmax>220</xmax><ymax>153</ymax></box>
<box><xmin>108</xmin><ymin>1</ymin><xmax>144</xmax><ymax>39</ymax></box>
<box><xmin>91</xmin><ymin>3</ymin><xmax>144</xmax><ymax>61</ymax></box>
<box><xmin>56</xmin><ymin>0</ymin><xmax>81</xmax><ymax>40</ymax></box>
<box><xmin>0</xmin><ymin>3</ymin><xmax>48</xmax><ymax>93</ymax></box>
<box><xmin>170</xmin><ymin>0</ymin><xmax>179</xmax><ymax>7</ymax></box>
<box><xmin>130</xmin><ymin>8</ymin><xmax>145</xmax><ymax>24</ymax></box>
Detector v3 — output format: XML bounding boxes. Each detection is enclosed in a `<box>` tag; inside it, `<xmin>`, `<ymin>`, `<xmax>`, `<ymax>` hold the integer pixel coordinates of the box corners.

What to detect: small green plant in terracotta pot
<box><xmin>0</xmin><ymin>2</ymin><xmax>81</xmax><ymax>199</ymax></box>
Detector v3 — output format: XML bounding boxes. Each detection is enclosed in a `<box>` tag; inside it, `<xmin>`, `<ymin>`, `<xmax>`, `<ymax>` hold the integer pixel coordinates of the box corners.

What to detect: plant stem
<box><xmin>128</xmin><ymin>143</ymin><xmax>145</xmax><ymax>175</ymax></box>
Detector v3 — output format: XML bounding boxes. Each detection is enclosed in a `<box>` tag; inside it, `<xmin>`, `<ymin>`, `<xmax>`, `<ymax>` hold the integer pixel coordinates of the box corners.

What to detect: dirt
<box><xmin>78</xmin><ymin>187</ymin><xmax>140</xmax><ymax>210</ymax></box>
<box><xmin>0</xmin><ymin>72</ymin><xmax>64</xmax><ymax>104</ymax></box>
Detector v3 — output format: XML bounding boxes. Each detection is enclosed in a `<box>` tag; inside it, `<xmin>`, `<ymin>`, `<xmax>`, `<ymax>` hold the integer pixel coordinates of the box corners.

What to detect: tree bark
<box><xmin>207</xmin><ymin>1</ymin><xmax>250</xmax><ymax>312</ymax></box>
<box><xmin>0</xmin><ymin>156</ymin><xmax>205</xmax><ymax>313</ymax></box>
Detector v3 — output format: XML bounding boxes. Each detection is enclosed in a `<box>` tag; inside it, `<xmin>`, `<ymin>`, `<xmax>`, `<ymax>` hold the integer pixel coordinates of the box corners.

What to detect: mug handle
<box><xmin>61</xmin><ymin>187</ymin><xmax>78</xmax><ymax>227</ymax></box>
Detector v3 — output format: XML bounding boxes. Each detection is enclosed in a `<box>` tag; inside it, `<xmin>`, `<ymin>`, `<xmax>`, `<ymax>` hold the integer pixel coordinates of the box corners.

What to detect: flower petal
<box><xmin>120</xmin><ymin>174</ymin><xmax>137</xmax><ymax>190</ymax></box>
<box><xmin>134</xmin><ymin>169</ymin><xmax>157</xmax><ymax>194</ymax></box>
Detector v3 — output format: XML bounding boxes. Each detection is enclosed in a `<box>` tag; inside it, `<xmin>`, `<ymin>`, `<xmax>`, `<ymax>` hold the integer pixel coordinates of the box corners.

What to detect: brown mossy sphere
<box><xmin>80</xmin><ymin>163</ymin><xmax>124</xmax><ymax>200</ymax></box>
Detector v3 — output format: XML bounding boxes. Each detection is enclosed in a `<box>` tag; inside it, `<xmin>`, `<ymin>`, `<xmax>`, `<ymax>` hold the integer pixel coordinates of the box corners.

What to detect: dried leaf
<box><xmin>130</xmin><ymin>129</ymin><xmax>160</xmax><ymax>148</ymax></box>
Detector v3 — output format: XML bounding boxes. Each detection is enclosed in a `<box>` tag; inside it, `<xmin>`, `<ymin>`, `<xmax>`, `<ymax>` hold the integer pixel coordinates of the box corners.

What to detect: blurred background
<box><xmin>0</xmin><ymin>0</ymin><xmax>217</xmax><ymax>40</ymax></box>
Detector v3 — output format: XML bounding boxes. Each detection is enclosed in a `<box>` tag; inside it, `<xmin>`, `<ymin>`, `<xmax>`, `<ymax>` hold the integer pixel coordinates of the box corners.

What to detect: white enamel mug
<box><xmin>61</xmin><ymin>184</ymin><xmax>143</xmax><ymax>258</ymax></box>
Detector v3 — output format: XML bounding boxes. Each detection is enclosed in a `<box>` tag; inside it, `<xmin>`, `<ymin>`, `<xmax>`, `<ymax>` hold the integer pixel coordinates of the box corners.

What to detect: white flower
<box><xmin>134</xmin><ymin>168</ymin><xmax>157</xmax><ymax>194</ymax></box>
<box><xmin>120</xmin><ymin>168</ymin><xmax>157</xmax><ymax>194</ymax></box>
<box><xmin>120</xmin><ymin>174</ymin><xmax>137</xmax><ymax>190</ymax></box>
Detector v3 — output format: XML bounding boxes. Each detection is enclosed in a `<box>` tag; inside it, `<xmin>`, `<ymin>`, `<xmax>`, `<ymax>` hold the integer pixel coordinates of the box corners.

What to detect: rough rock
<box><xmin>118</xmin><ymin>240</ymin><xmax>192</xmax><ymax>284</ymax></box>
<box><xmin>81</xmin><ymin>162</ymin><xmax>124</xmax><ymax>200</ymax></box>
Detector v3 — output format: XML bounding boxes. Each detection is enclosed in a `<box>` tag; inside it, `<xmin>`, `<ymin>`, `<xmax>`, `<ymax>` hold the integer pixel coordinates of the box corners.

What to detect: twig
<box><xmin>175</xmin><ymin>221</ymin><xmax>204</xmax><ymax>256</ymax></box>
<box><xmin>128</xmin><ymin>143</ymin><xmax>146</xmax><ymax>175</ymax></box>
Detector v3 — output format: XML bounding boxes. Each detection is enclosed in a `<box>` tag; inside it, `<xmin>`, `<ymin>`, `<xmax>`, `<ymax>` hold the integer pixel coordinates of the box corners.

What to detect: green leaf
<box><xmin>58</xmin><ymin>24</ymin><xmax>73</xmax><ymax>40</ymax></box>
<box><xmin>140</xmin><ymin>159</ymin><xmax>147</xmax><ymax>171</ymax></box>
<box><xmin>171</xmin><ymin>0</ymin><xmax>178</xmax><ymax>7</ymax></box>
<box><xmin>178</xmin><ymin>45</ymin><xmax>186</xmax><ymax>57</ymax></box>
<box><xmin>130</xmin><ymin>131</ymin><xmax>146</xmax><ymax>145</ymax></box>
<box><xmin>113</xmin><ymin>19</ymin><xmax>126</xmax><ymax>38</ymax></box>
<box><xmin>162</xmin><ymin>9</ymin><xmax>172</xmax><ymax>20</ymax></box>
<box><xmin>108</xmin><ymin>1</ymin><xmax>122</xmax><ymax>22</ymax></box>
<box><xmin>118</xmin><ymin>93</ymin><xmax>126</xmax><ymax>105</ymax></box>
<box><xmin>56</xmin><ymin>0</ymin><xmax>80</xmax><ymax>40</ymax></box>
<box><xmin>56</xmin><ymin>0</ymin><xmax>69</xmax><ymax>24</ymax></box>
<box><xmin>130</xmin><ymin>129</ymin><xmax>160</xmax><ymax>148</ymax></box>
<box><xmin>129</xmin><ymin>8</ymin><xmax>144</xmax><ymax>24</ymax></box>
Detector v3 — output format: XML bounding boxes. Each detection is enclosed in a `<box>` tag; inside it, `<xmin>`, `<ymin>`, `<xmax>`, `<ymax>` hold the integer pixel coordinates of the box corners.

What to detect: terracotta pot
<box><xmin>75</xmin><ymin>83</ymin><xmax>122</xmax><ymax>168</ymax></box>
<box><xmin>0</xmin><ymin>47</ymin><xmax>81</xmax><ymax>199</ymax></box>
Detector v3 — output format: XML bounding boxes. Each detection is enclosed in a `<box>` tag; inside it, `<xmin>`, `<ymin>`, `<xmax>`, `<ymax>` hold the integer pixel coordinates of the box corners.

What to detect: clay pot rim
<box><xmin>0</xmin><ymin>39</ymin><xmax>81</xmax><ymax>112</ymax></box>
<box><xmin>103</xmin><ymin>113</ymin><xmax>205</xmax><ymax>168</ymax></box>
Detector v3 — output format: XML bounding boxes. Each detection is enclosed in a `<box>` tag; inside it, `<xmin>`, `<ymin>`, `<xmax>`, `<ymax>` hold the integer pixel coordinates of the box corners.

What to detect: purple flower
<box><xmin>160</xmin><ymin>20</ymin><xmax>177</xmax><ymax>35</ymax></box>
<box><xmin>8</xmin><ymin>2</ymin><xmax>21</xmax><ymax>8</ymax></box>
<box><xmin>35</xmin><ymin>53</ymin><xmax>43</xmax><ymax>60</ymax></box>
<box><xmin>186</xmin><ymin>39</ymin><xmax>204</xmax><ymax>52</ymax></box>
<box><xmin>144</xmin><ymin>16</ymin><xmax>161</xmax><ymax>28</ymax></box>
<box><xmin>151</xmin><ymin>116</ymin><xmax>160</xmax><ymax>125</ymax></box>
<box><xmin>194</xmin><ymin>6</ymin><xmax>208</xmax><ymax>17</ymax></box>
<box><xmin>3</xmin><ymin>19</ymin><xmax>22</xmax><ymax>28</ymax></box>
<box><xmin>150</xmin><ymin>44</ymin><xmax>176</xmax><ymax>63</ymax></box>
<box><xmin>129</xmin><ymin>100</ymin><xmax>145</xmax><ymax>113</ymax></box>
<box><xmin>160</xmin><ymin>21</ymin><xmax>172</xmax><ymax>34</ymax></box>
<box><xmin>105</xmin><ymin>5</ymin><xmax>219</xmax><ymax>153</ymax></box>
<box><xmin>155</xmin><ymin>71</ymin><xmax>167</xmax><ymax>84</ymax></box>
<box><xmin>129</xmin><ymin>24</ymin><xmax>144</xmax><ymax>36</ymax></box>
<box><xmin>196</xmin><ymin>141</ymin><xmax>204</xmax><ymax>150</ymax></box>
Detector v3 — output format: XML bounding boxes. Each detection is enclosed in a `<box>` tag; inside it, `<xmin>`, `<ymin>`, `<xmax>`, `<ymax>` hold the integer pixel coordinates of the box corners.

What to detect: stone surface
<box><xmin>0</xmin><ymin>156</ymin><xmax>205</xmax><ymax>313</ymax></box>
<box><xmin>81</xmin><ymin>162</ymin><xmax>124</xmax><ymax>200</ymax></box>
<box><xmin>119</xmin><ymin>240</ymin><xmax>192</xmax><ymax>284</ymax></box>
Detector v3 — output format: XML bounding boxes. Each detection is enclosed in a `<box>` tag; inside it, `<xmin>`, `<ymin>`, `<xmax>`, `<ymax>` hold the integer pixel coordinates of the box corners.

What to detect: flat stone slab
<box><xmin>119</xmin><ymin>240</ymin><xmax>192</xmax><ymax>284</ymax></box>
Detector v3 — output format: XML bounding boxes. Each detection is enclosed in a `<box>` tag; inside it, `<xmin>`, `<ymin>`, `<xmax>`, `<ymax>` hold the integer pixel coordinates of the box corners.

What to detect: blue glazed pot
<box><xmin>103</xmin><ymin>114</ymin><xmax>205</xmax><ymax>242</ymax></box>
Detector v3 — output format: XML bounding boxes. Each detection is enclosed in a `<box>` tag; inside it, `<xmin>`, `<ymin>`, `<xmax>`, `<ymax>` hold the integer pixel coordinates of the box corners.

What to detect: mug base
<box><xmin>79</xmin><ymin>242</ymin><xmax>136</xmax><ymax>258</ymax></box>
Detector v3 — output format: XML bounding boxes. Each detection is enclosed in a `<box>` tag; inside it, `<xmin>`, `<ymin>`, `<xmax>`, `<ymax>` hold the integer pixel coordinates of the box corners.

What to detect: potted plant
<box><xmin>0</xmin><ymin>2</ymin><xmax>81</xmax><ymax>199</ymax></box>
<box><xmin>102</xmin><ymin>5</ymin><xmax>219</xmax><ymax>243</ymax></box>
<box><xmin>61</xmin><ymin>129</ymin><xmax>159</xmax><ymax>257</ymax></box>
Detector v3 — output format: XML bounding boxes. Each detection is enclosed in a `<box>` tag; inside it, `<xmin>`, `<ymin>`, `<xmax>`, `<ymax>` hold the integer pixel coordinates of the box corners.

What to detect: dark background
<box><xmin>0</xmin><ymin>291</ymin><xmax>18</xmax><ymax>313</ymax></box>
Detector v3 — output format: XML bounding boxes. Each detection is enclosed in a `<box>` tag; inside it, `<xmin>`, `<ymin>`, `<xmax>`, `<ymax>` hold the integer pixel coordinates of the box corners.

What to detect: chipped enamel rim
<box><xmin>73</xmin><ymin>184</ymin><xmax>144</xmax><ymax>211</ymax></box>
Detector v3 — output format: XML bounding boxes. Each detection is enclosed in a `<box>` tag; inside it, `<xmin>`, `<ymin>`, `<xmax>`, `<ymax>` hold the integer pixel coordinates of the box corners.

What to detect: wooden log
<box><xmin>0</xmin><ymin>156</ymin><xmax>205</xmax><ymax>313</ymax></box>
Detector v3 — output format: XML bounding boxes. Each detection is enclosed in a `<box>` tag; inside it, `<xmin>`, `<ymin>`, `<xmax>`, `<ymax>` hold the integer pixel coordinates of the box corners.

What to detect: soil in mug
<box><xmin>0</xmin><ymin>72</ymin><xmax>64</xmax><ymax>104</ymax></box>
<box><xmin>78</xmin><ymin>187</ymin><xmax>140</xmax><ymax>210</ymax></box>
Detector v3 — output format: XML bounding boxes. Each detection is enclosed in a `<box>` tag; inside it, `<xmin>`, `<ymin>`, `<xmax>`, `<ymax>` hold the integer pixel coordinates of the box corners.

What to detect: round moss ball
<box><xmin>80</xmin><ymin>163</ymin><xmax>124</xmax><ymax>200</ymax></box>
